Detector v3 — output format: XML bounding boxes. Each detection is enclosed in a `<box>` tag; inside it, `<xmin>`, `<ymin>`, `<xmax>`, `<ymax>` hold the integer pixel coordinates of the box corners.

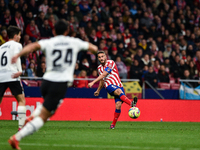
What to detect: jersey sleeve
<box><xmin>75</xmin><ymin>38</ymin><xmax>89</xmax><ymax>51</ymax></box>
<box><xmin>104</xmin><ymin>67</ymin><xmax>112</xmax><ymax>73</ymax></box>
<box><xmin>14</xmin><ymin>43</ymin><xmax>23</xmax><ymax>55</ymax></box>
<box><xmin>110</xmin><ymin>61</ymin><xmax>115</xmax><ymax>70</ymax></box>
<box><xmin>97</xmin><ymin>68</ymin><xmax>100</xmax><ymax>75</ymax></box>
<box><xmin>106</xmin><ymin>61</ymin><xmax>115</xmax><ymax>70</ymax></box>
<box><xmin>38</xmin><ymin>39</ymin><xmax>49</xmax><ymax>52</ymax></box>
<box><xmin>13</xmin><ymin>43</ymin><xmax>22</xmax><ymax>72</ymax></box>
<box><xmin>104</xmin><ymin>61</ymin><xmax>115</xmax><ymax>73</ymax></box>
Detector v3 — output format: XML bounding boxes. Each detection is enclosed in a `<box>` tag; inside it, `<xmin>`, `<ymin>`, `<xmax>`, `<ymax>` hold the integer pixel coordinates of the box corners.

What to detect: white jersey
<box><xmin>38</xmin><ymin>35</ymin><xmax>89</xmax><ymax>82</ymax></box>
<box><xmin>0</xmin><ymin>40</ymin><xmax>22</xmax><ymax>83</ymax></box>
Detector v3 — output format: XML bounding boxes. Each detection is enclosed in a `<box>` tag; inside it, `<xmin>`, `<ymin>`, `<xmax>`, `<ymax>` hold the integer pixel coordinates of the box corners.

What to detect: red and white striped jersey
<box><xmin>98</xmin><ymin>60</ymin><xmax>123</xmax><ymax>88</ymax></box>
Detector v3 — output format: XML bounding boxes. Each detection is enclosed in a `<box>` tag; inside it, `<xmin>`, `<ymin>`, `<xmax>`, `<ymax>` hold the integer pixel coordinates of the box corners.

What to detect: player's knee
<box><xmin>39</xmin><ymin>107</ymin><xmax>52</xmax><ymax>122</ymax></box>
<box><xmin>115</xmin><ymin>101</ymin><xmax>122</xmax><ymax>109</ymax></box>
<box><xmin>114</xmin><ymin>88</ymin><xmax>122</xmax><ymax>96</ymax></box>
<box><xmin>116</xmin><ymin>105</ymin><xmax>121</xmax><ymax>110</ymax></box>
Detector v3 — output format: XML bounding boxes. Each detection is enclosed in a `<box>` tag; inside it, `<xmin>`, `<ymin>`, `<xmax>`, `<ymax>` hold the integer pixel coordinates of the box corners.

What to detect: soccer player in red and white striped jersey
<box><xmin>98</xmin><ymin>59</ymin><xmax>123</xmax><ymax>88</ymax></box>
<box><xmin>88</xmin><ymin>51</ymin><xmax>138</xmax><ymax>129</ymax></box>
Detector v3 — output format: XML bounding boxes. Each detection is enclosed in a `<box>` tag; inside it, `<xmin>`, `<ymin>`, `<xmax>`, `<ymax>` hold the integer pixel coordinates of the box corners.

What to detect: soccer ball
<box><xmin>128</xmin><ymin>107</ymin><xmax>140</xmax><ymax>119</ymax></box>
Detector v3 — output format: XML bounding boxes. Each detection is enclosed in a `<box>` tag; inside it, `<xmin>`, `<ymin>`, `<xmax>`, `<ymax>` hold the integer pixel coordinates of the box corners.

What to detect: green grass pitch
<box><xmin>0</xmin><ymin>121</ymin><xmax>200</xmax><ymax>150</ymax></box>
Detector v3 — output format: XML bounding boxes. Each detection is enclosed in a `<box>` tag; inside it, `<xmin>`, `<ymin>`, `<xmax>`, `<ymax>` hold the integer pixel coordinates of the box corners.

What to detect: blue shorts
<box><xmin>106</xmin><ymin>85</ymin><xmax>125</xmax><ymax>103</ymax></box>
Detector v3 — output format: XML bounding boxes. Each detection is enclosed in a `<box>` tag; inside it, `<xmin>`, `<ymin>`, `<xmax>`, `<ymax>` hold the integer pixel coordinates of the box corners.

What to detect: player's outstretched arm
<box><xmin>97</xmin><ymin>80</ymin><xmax>104</xmax><ymax>92</ymax></box>
<box><xmin>88</xmin><ymin>71</ymin><xmax>108</xmax><ymax>88</ymax></box>
<box><xmin>94</xmin><ymin>80</ymin><xmax>104</xmax><ymax>96</ymax></box>
<box><xmin>88</xmin><ymin>43</ymin><xmax>98</xmax><ymax>54</ymax></box>
<box><xmin>12</xmin><ymin>43</ymin><xmax>41</xmax><ymax>64</ymax></box>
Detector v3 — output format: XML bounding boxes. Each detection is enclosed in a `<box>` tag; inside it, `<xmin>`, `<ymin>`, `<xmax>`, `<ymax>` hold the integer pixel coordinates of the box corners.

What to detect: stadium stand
<box><xmin>170</xmin><ymin>83</ymin><xmax>181</xmax><ymax>89</ymax></box>
<box><xmin>22</xmin><ymin>80</ymin><xmax>38</xmax><ymax>87</ymax></box>
<box><xmin>0</xmin><ymin>0</ymin><xmax>199</xmax><ymax>88</ymax></box>
<box><xmin>158</xmin><ymin>82</ymin><xmax>171</xmax><ymax>89</ymax></box>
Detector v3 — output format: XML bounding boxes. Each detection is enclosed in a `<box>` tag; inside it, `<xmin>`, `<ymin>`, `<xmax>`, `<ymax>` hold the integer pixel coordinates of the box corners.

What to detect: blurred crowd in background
<box><xmin>0</xmin><ymin>0</ymin><xmax>200</xmax><ymax>88</ymax></box>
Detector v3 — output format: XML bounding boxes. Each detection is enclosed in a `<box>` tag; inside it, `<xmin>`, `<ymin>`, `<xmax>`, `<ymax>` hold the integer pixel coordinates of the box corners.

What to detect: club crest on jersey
<box><xmin>108</xmin><ymin>64</ymin><xmax>112</xmax><ymax>68</ymax></box>
<box><xmin>107</xmin><ymin>68</ymin><xmax>110</xmax><ymax>72</ymax></box>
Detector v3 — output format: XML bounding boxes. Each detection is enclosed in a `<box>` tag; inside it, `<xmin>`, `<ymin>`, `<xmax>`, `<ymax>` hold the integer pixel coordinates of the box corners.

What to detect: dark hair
<box><xmin>44</xmin><ymin>18</ymin><xmax>49</xmax><ymax>21</ymax></box>
<box><xmin>7</xmin><ymin>26</ymin><xmax>21</xmax><ymax>39</ymax></box>
<box><xmin>54</xmin><ymin>20</ymin><xmax>69</xmax><ymax>35</ymax></box>
<box><xmin>160</xmin><ymin>64</ymin><xmax>165</xmax><ymax>67</ymax></box>
<box><xmin>196</xmin><ymin>50</ymin><xmax>200</xmax><ymax>54</ymax></box>
<box><xmin>97</xmin><ymin>51</ymin><xmax>105</xmax><ymax>55</ymax></box>
<box><xmin>184</xmin><ymin>69</ymin><xmax>189</xmax><ymax>72</ymax></box>
<box><xmin>28</xmin><ymin>62</ymin><xmax>35</xmax><ymax>69</ymax></box>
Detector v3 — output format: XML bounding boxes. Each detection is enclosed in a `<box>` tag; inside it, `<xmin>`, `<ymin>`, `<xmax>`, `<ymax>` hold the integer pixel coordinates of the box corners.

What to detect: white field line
<box><xmin>1</xmin><ymin>142</ymin><xmax>200</xmax><ymax>150</ymax></box>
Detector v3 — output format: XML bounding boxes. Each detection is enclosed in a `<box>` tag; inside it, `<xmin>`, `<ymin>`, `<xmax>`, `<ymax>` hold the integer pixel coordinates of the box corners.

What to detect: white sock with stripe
<box><xmin>15</xmin><ymin>117</ymin><xmax>44</xmax><ymax>141</ymax></box>
<box><xmin>32</xmin><ymin>104</ymin><xmax>42</xmax><ymax>117</ymax></box>
<box><xmin>17</xmin><ymin>106</ymin><xmax>26</xmax><ymax>129</ymax></box>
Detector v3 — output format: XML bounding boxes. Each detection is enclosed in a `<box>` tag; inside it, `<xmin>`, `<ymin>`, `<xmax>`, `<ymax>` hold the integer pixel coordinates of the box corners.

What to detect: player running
<box><xmin>8</xmin><ymin>20</ymin><xmax>98</xmax><ymax>150</ymax></box>
<box><xmin>0</xmin><ymin>26</ymin><xmax>26</xmax><ymax>131</ymax></box>
<box><xmin>88</xmin><ymin>51</ymin><xmax>138</xmax><ymax>129</ymax></box>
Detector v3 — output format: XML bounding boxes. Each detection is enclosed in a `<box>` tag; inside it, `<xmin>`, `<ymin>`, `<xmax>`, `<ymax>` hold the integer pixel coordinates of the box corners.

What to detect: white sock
<box><xmin>32</xmin><ymin>104</ymin><xmax>42</xmax><ymax>117</ymax></box>
<box><xmin>15</xmin><ymin>117</ymin><xmax>44</xmax><ymax>141</ymax></box>
<box><xmin>17</xmin><ymin>106</ymin><xmax>26</xmax><ymax>129</ymax></box>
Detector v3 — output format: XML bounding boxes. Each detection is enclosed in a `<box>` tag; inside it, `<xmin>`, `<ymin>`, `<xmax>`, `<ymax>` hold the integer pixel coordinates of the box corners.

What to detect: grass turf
<box><xmin>0</xmin><ymin>121</ymin><xmax>200</xmax><ymax>150</ymax></box>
